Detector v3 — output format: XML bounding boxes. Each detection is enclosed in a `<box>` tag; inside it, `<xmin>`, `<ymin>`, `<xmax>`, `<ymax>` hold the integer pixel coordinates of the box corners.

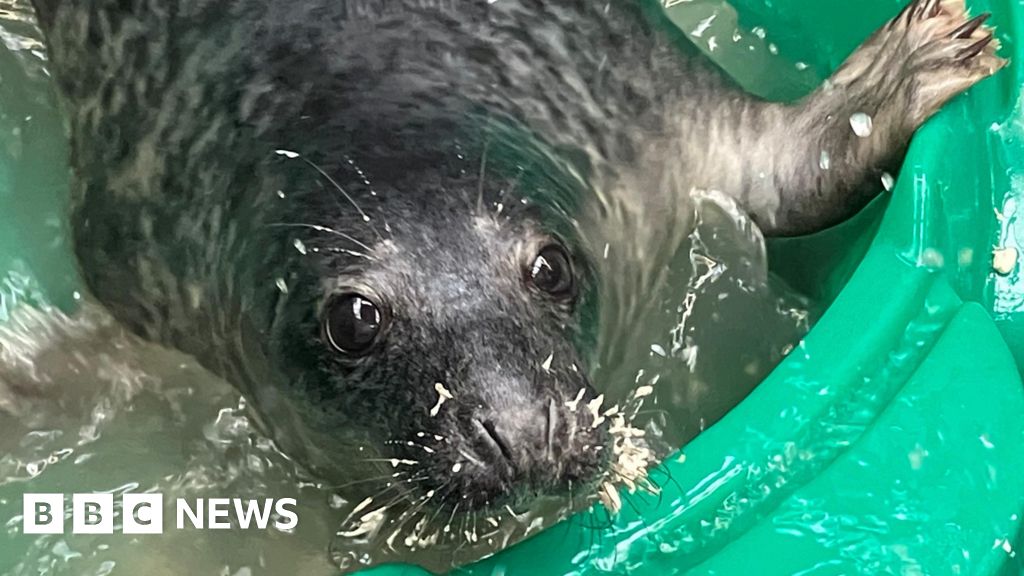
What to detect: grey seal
<box><xmin>28</xmin><ymin>0</ymin><xmax>1003</xmax><ymax>568</ymax></box>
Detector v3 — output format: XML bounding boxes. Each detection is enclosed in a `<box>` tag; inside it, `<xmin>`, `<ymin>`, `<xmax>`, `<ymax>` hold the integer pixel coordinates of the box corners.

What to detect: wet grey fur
<box><xmin>29</xmin><ymin>0</ymin><xmax>1002</xmax><ymax>539</ymax></box>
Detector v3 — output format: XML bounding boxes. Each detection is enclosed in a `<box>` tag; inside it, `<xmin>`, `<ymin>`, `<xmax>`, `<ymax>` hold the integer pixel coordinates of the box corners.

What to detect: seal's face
<box><xmin>272</xmin><ymin>192</ymin><xmax>607</xmax><ymax>512</ymax></box>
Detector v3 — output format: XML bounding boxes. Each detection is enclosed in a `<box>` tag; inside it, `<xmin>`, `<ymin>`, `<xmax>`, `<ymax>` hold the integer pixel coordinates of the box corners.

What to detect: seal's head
<box><xmin>259</xmin><ymin>160</ymin><xmax>609</xmax><ymax>515</ymax></box>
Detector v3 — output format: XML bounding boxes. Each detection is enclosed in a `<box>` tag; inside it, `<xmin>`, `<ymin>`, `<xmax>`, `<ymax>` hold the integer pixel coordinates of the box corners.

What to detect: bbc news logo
<box><xmin>23</xmin><ymin>494</ymin><xmax>298</xmax><ymax>534</ymax></box>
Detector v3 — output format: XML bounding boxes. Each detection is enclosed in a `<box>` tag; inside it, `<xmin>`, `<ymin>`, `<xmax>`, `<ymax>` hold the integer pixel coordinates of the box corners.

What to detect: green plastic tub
<box><xmin>4</xmin><ymin>0</ymin><xmax>1024</xmax><ymax>574</ymax></box>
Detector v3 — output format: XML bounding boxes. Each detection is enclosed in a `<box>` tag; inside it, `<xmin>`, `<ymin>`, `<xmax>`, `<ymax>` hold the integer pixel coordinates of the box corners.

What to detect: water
<box><xmin>0</xmin><ymin>1</ymin><xmax>819</xmax><ymax>573</ymax></box>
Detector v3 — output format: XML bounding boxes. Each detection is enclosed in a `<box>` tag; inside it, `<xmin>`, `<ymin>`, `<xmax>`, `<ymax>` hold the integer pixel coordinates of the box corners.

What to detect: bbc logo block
<box><xmin>24</xmin><ymin>493</ymin><xmax>163</xmax><ymax>535</ymax></box>
<box><xmin>23</xmin><ymin>494</ymin><xmax>64</xmax><ymax>534</ymax></box>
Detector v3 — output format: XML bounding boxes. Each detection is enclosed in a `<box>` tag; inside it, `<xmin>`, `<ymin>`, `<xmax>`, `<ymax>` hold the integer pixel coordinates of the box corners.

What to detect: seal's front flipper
<box><xmin>759</xmin><ymin>0</ymin><xmax>1005</xmax><ymax>235</ymax></box>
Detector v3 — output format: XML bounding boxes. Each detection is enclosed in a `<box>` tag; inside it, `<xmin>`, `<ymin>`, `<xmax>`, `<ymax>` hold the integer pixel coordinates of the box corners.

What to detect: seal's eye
<box><xmin>528</xmin><ymin>244</ymin><xmax>575</xmax><ymax>297</ymax></box>
<box><xmin>324</xmin><ymin>293</ymin><xmax>385</xmax><ymax>354</ymax></box>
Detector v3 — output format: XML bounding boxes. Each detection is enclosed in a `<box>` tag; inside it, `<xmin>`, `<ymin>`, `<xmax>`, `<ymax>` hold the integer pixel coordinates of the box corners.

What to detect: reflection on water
<box><xmin>0</xmin><ymin>0</ymin><xmax>817</xmax><ymax>573</ymax></box>
<box><xmin>0</xmin><ymin>302</ymin><xmax>342</xmax><ymax>575</ymax></box>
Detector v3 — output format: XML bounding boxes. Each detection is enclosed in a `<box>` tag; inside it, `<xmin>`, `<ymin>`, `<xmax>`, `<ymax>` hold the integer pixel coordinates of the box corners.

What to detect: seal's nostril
<box><xmin>479</xmin><ymin>419</ymin><xmax>515</xmax><ymax>464</ymax></box>
<box><xmin>546</xmin><ymin>399</ymin><xmax>557</xmax><ymax>460</ymax></box>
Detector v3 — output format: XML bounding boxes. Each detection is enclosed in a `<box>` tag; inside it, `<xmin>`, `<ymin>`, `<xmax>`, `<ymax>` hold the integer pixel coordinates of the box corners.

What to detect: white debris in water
<box><xmin>691</xmin><ymin>14</ymin><xmax>716</xmax><ymax>38</ymax></box>
<box><xmin>752</xmin><ymin>26</ymin><xmax>766</xmax><ymax>39</ymax></box>
<box><xmin>597</xmin><ymin>388</ymin><xmax>660</xmax><ymax>514</ymax></box>
<box><xmin>451</xmin><ymin>462</ymin><xmax>463</xmax><ymax>473</ymax></box>
<box><xmin>795</xmin><ymin>61</ymin><xmax>808</xmax><ymax>71</ymax></box>
<box><xmin>276</xmin><ymin>190</ymin><xmax>286</xmax><ymax>199</ymax></box>
<box><xmin>650</xmin><ymin>344</ymin><xmax>667</xmax><ymax>357</ymax></box>
<box><xmin>274</xmin><ymin>278</ymin><xmax>288</xmax><ymax>294</ymax></box>
<box><xmin>881</xmin><ymin>172</ymin><xmax>895</xmax><ymax>191</ymax></box>
<box><xmin>682</xmin><ymin>344</ymin><xmax>699</xmax><ymax>372</ymax></box>
<box><xmin>338</xmin><ymin>506</ymin><xmax>385</xmax><ymax>538</ymax></box>
<box><xmin>597</xmin><ymin>482</ymin><xmax>622</xmax><ymax>514</ymax></box>
<box><xmin>274</xmin><ymin>149</ymin><xmax>300</xmax><ymax>159</ymax></box>
<box><xmin>768</xmin><ymin>43</ymin><xmax>778</xmax><ymax>55</ymax></box>
<box><xmin>586</xmin><ymin>394</ymin><xmax>605</xmax><ymax>428</ymax></box>
<box><xmin>993</xmin><ymin>247</ymin><xmax>1018</xmax><ymax>275</ymax></box>
<box><xmin>819</xmin><ymin>150</ymin><xmax>831</xmax><ymax>170</ymax></box>
<box><xmin>292</xmin><ymin>239</ymin><xmax>307</xmax><ymax>255</ymax></box>
<box><xmin>603</xmin><ymin>243</ymin><xmax>610</xmax><ymax>259</ymax></box>
<box><xmin>907</xmin><ymin>444</ymin><xmax>929</xmax><ymax>470</ymax></box>
<box><xmin>980</xmin><ymin>434</ymin><xmax>996</xmax><ymax>449</ymax></box>
<box><xmin>633</xmin><ymin>385</ymin><xmax>654</xmax><ymax>398</ymax></box>
<box><xmin>850</xmin><ymin>113</ymin><xmax>873</xmax><ymax>138</ymax></box>
<box><xmin>707</xmin><ymin>36</ymin><xmax>718</xmax><ymax>52</ymax></box>
<box><xmin>564</xmin><ymin>388</ymin><xmax>586</xmax><ymax>412</ymax></box>
<box><xmin>429</xmin><ymin>382</ymin><xmax>454</xmax><ymax>417</ymax></box>
<box><xmin>541</xmin><ymin>353</ymin><xmax>553</xmax><ymax>372</ymax></box>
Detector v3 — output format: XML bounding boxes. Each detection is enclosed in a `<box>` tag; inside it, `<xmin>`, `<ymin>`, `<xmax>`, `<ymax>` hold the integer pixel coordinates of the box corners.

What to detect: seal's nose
<box><xmin>469</xmin><ymin>399</ymin><xmax>589</xmax><ymax>478</ymax></box>
<box><xmin>428</xmin><ymin>398</ymin><xmax>608</xmax><ymax>509</ymax></box>
<box><xmin>467</xmin><ymin>407</ymin><xmax>548</xmax><ymax>487</ymax></box>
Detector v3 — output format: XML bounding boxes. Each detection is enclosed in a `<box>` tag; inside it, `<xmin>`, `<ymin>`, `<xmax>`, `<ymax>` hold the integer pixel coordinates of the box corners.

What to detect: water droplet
<box><xmin>819</xmin><ymin>150</ymin><xmax>831</xmax><ymax>170</ymax></box>
<box><xmin>850</xmin><ymin>113</ymin><xmax>873</xmax><ymax>137</ymax></box>
<box><xmin>881</xmin><ymin>172</ymin><xmax>895</xmax><ymax>191</ymax></box>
